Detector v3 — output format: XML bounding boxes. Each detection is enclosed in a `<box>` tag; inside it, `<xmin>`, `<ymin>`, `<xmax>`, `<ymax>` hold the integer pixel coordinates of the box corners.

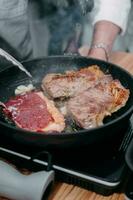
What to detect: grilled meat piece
<box><xmin>3</xmin><ymin>91</ymin><xmax>65</xmax><ymax>133</ymax></box>
<box><xmin>42</xmin><ymin>65</ymin><xmax>104</xmax><ymax>99</ymax></box>
<box><xmin>55</xmin><ymin>75</ymin><xmax>113</xmax><ymax>117</ymax></box>
<box><xmin>67</xmin><ymin>79</ymin><xmax>129</xmax><ymax>129</ymax></box>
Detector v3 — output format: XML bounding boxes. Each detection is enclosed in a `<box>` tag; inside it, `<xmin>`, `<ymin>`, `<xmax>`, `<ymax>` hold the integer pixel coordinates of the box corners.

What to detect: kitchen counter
<box><xmin>1</xmin><ymin>51</ymin><xmax>133</xmax><ymax>200</ymax></box>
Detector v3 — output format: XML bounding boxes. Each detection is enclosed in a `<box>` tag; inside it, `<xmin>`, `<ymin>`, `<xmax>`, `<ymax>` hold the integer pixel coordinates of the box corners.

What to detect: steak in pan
<box><xmin>67</xmin><ymin>78</ymin><xmax>130</xmax><ymax>129</ymax></box>
<box><xmin>1</xmin><ymin>64</ymin><xmax>130</xmax><ymax>133</ymax></box>
<box><xmin>42</xmin><ymin>65</ymin><xmax>104</xmax><ymax>99</ymax></box>
<box><xmin>3</xmin><ymin>91</ymin><xmax>65</xmax><ymax>133</ymax></box>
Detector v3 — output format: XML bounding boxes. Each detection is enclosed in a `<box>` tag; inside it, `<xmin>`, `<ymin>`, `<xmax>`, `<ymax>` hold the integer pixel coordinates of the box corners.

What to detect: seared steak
<box><xmin>42</xmin><ymin>65</ymin><xmax>104</xmax><ymax>99</ymax></box>
<box><xmin>3</xmin><ymin>91</ymin><xmax>65</xmax><ymax>133</ymax></box>
<box><xmin>67</xmin><ymin>79</ymin><xmax>129</xmax><ymax>129</ymax></box>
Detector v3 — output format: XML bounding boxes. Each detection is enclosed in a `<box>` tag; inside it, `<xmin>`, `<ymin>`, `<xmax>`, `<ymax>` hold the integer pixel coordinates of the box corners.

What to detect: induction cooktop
<box><xmin>0</xmin><ymin>120</ymin><xmax>133</xmax><ymax>196</ymax></box>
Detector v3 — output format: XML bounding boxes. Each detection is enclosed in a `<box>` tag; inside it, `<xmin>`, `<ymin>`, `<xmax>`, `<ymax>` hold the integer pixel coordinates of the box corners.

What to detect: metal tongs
<box><xmin>0</xmin><ymin>48</ymin><xmax>32</xmax><ymax>78</ymax></box>
<box><xmin>0</xmin><ymin>101</ymin><xmax>6</xmax><ymax>109</ymax></box>
<box><xmin>0</xmin><ymin>49</ymin><xmax>33</xmax><ymax>115</ymax></box>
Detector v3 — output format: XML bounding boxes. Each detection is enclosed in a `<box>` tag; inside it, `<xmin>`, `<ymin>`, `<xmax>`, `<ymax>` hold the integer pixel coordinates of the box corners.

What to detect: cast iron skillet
<box><xmin>0</xmin><ymin>56</ymin><xmax>133</xmax><ymax>150</ymax></box>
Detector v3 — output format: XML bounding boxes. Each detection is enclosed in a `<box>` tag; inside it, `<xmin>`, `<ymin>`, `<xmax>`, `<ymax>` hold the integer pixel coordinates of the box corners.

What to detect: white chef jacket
<box><xmin>91</xmin><ymin>0</ymin><xmax>131</xmax><ymax>35</ymax></box>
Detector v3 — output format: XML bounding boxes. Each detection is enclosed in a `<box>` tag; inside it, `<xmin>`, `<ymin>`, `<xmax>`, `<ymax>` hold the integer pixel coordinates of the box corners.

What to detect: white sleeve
<box><xmin>91</xmin><ymin>0</ymin><xmax>131</xmax><ymax>35</ymax></box>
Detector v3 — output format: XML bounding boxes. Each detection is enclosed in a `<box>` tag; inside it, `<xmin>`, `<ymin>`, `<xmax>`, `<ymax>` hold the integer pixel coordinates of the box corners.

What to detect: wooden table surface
<box><xmin>1</xmin><ymin>51</ymin><xmax>133</xmax><ymax>200</ymax></box>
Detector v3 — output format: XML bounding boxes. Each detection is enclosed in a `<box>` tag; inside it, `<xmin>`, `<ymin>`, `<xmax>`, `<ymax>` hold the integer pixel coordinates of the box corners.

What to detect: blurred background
<box><xmin>28</xmin><ymin>0</ymin><xmax>133</xmax><ymax>58</ymax></box>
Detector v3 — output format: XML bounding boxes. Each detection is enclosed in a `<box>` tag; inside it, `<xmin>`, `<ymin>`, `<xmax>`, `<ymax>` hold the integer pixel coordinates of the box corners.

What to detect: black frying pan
<box><xmin>0</xmin><ymin>56</ymin><xmax>133</xmax><ymax>150</ymax></box>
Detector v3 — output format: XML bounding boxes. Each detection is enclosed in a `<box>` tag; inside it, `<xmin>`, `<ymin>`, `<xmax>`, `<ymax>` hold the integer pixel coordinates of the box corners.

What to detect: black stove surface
<box><xmin>0</xmin><ymin>120</ymin><xmax>133</xmax><ymax>196</ymax></box>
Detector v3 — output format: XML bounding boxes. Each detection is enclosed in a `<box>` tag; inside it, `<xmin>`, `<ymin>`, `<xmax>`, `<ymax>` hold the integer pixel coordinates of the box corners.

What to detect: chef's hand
<box><xmin>78</xmin><ymin>45</ymin><xmax>107</xmax><ymax>61</ymax></box>
<box><xmin>78</xmin><ymin>21</ymin><xmax>121</xmax><ymax>61</ymax></box>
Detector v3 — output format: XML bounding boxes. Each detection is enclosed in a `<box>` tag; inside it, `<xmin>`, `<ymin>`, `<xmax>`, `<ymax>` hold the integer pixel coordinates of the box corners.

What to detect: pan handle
<box><xmin>0</xmin><ymin>160</ymin><xmax>54</xmax><ymax>200</ymax></box>
<box><xmin>125</xmin><ymin>116</ymin><xmax>133</xmax><ymax>171</ymax></box>
<box><xmin>63</xmin><ymin>39</ymin><xmax>80</xmax><ymax>56</ymax></box>
<box><xmin>63</xmin><ymin>23</ymin><xmax>82</xmax><ymax>56</ymax></box>
<box><xmin>125</xmin><ymin>136</ymin><xmax>133</xmax><ymax>171</ymax></box>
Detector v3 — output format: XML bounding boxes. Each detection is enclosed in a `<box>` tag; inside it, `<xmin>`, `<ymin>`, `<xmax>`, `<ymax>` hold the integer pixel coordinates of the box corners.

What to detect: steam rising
<box><xmin>36</xmin><ymin>0</ymin><xmax>94</xmax><ymax>55</ymax></box>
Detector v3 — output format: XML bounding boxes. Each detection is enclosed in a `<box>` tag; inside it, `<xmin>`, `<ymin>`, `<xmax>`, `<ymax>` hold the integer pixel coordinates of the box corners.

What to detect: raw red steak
<box><xmin>3</xmin><ymin>91</ymin><xmax>65</xmax><ymax>133</ymax></box>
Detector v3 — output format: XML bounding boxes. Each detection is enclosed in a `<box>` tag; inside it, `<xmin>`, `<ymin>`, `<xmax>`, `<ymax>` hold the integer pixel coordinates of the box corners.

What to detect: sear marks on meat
<box><xmin>67</xmin><ymin>78</ymin><xmax>130</xmax><ymax>129</ymax></box>
<box><xmin>3</xmin><ymin>91</ymin><xmax>65</xmax><ymax>133</ymax></box>
<box><xmin>108</xmin><ymin>80</ymin><xmax>130</xmax><ymax>113</ymax></box>
<box><xmin>55</xmin><ymin>75</ymin><xmax>113</xmax><ymax>116</ymax></box>
<box><xmin>42</xmin><ymin>65</ymin><xmax>104</xmax><ymax>99</ymax></box>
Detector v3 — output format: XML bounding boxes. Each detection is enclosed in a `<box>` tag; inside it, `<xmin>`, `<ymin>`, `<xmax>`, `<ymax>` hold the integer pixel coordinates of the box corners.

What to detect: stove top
<box><xmin>0</xmin><ymin>120</ymin><xmax>133</xmax><ymax>196</ymax></box>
